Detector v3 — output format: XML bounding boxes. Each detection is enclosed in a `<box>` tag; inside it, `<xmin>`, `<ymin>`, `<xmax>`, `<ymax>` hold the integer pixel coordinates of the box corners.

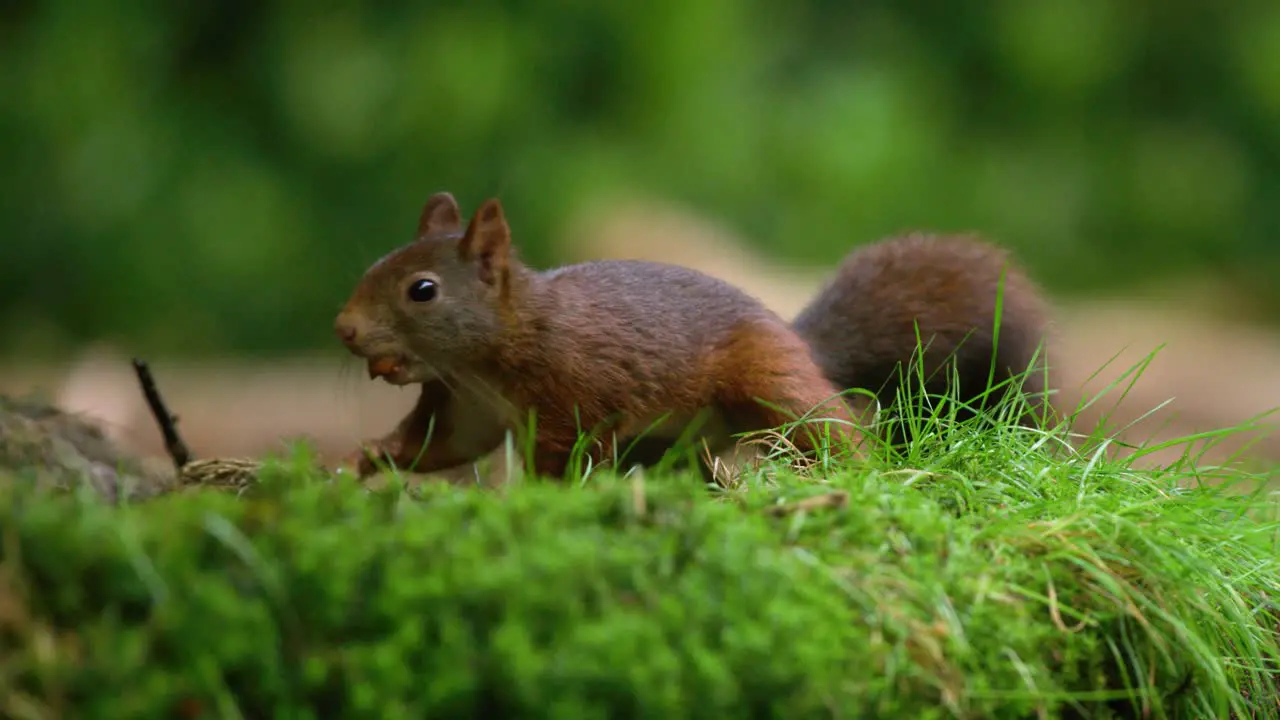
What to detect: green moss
<box><xmin>0</xmin><ymin>423</ymin><xmax>1277</xmax><ymax>718</ymax></box>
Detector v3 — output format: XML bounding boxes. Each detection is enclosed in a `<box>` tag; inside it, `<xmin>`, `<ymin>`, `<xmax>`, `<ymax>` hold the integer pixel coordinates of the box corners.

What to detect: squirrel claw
<box><xmin>334</xmin><ymin>442</ymin><xmax>384</xmax><ymax>478</ymax></box>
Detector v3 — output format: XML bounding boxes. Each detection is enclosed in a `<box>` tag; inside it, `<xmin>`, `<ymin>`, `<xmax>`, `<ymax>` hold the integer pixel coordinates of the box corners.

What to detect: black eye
<box><xmin>407</xmin><ymin>277</ymin><xmax>438</xmax><ymax>303</ymax></box>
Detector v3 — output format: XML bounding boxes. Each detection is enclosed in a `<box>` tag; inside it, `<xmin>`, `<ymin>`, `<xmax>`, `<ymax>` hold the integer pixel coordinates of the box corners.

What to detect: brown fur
<box><xmin>792</xmin><ymin>233</ymin><xmax>1052</xmax><ymax>435</ymax></box>
<box><xmin>334</xmin><ymin>193</ymin><xmax>863</xmax><ymax>479</ymax></box>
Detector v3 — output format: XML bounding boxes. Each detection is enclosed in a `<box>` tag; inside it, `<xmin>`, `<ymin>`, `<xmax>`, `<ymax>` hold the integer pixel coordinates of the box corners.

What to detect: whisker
<box><xmin>453</xmin><ymin>371</ymin><xmax>520</xmax><ymax>425</ymax></box>
<box><xmin>428</xmin><ymin>364</ymin><xmax>457</xmax><ymax>394</ymax></box>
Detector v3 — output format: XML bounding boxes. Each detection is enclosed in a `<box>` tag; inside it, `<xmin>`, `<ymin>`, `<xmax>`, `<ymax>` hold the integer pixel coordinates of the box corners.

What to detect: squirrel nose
<box><xmin>334</xmin><ymin>313</ymin><xmax>360</xmax><ymax>346</ymax></box>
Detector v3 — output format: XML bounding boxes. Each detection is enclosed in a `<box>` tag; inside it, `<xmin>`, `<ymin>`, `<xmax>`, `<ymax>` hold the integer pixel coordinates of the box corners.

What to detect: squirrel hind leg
<box><xmin>710</xmin><ymin>321</ymin><xmax>869</xmax><ymax>464</ymax></box>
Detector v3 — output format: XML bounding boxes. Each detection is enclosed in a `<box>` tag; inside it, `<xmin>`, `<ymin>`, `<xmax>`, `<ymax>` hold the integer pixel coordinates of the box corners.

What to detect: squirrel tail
<box><xmin>791</xmin><ymin>234</ymin><xmax>1054</xmax><ymax>440</ymax></box>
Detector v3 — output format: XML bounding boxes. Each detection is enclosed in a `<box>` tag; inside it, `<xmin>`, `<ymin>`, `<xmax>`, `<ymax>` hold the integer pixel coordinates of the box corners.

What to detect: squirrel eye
<box><xmin>407</xmin><ymin>277</ymin><xmax>438</xmax><ymax>303</ymax></box>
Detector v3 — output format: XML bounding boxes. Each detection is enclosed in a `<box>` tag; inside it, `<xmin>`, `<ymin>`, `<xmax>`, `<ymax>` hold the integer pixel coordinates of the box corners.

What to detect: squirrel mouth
<box><xmin>366</xmin><ymin>356</ymin><xmax>405</xmax><ymax>382</ymax></box>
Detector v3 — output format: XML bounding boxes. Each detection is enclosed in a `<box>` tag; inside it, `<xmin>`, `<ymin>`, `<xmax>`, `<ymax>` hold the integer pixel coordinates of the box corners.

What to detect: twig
<box><xmin>131</xmin><ymin>358</ymin><xmax>193</xmax><ymax>470</ymax></box>
<box><xmin>629</xmin><ymin>467</ymin><xmax>647</xmax><ymax>517</ymax></box>
<box><xmin>764</xmin><ymin>491</ymin><xmax>850</xmax><ymax>517</ymax></box>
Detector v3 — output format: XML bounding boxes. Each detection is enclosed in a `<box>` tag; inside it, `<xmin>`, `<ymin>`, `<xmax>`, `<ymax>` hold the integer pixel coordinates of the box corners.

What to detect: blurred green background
<box><xmin>3</xmin><ymin>1</ymin><xmax>1279</xmax><ymax>360</ymax></box>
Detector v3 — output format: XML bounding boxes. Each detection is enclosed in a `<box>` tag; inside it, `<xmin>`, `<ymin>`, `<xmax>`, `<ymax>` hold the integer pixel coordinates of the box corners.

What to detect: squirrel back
<box><xmin>792</xmin><ymin>233</ymin><xmax>1052</xmax><ymax>430</ymax></box>
<box><xmin>530</xmin><ymin>259</ymin><xmax>790</xmax><ymax>390</ymax></box>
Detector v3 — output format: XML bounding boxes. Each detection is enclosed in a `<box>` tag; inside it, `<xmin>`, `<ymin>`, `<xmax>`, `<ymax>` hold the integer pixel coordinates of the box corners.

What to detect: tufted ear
<box><xmin>459</xmin><ymin>198</ymin><xmax>512</xmax><ymax>292</ymax></box>
<box><xmin>416</xmin><ymin>192</ymin><xmax>463</xmax><ymax>238</ymax></box>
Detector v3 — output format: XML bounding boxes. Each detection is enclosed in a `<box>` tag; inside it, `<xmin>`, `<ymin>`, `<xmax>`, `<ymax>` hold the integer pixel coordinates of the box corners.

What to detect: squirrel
<box><xmin>333</xmin><ymin>192</ymin><xmax>863</xmax><ymax>480</ymax></box>
<box><xmin>793</xmin><ymin>232</ymin><xmax>1052</xmax><ymax>440</ymax></box>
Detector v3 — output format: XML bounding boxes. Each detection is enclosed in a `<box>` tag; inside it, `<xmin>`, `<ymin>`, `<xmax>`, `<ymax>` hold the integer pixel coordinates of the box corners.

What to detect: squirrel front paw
<box><xmin>335</xmin><ymin>440</ymin><xmax>397</xmax><ymax>478</ymax></box>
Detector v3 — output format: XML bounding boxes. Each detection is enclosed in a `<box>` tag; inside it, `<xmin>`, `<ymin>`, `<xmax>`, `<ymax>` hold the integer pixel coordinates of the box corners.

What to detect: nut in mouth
<box><xmin>366</xmin><ymin>355</ymin><xmax>406</xmax><ymax>383</ymax></box>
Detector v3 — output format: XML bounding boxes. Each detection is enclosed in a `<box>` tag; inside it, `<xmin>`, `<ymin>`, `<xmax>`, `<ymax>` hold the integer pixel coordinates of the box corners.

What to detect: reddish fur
<box><xmin>708</xmin><ymin>320</ymin><xmax>866</xmax><ymax>453</ymax></box>
<box><xmin>336</xmin><ymin>193</ymin><xmax>864</xmax><ymax>480</ymax></box>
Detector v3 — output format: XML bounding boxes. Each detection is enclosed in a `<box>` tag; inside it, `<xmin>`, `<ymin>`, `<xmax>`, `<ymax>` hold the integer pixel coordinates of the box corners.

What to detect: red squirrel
<box><xmin>333</xmin><ymin>193</ymin><xmax>863</xmax><ymax>479</ymax></box>
<box><xmin>794</xmin><ymin>232</ymin><xmax>1052</xmax><ymax>439</ymax></box>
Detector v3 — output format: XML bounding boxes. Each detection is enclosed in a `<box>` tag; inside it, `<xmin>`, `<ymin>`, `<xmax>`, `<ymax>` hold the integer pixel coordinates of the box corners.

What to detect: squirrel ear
<box><xmin>417</xmin><ymin>192</ymin><xmax>463</xmax><ymax>238</ymax></box>
<box><xmin>460</xmin><ymin>198</ymin><xmax>512</xmax><ymax>290</ymax></box>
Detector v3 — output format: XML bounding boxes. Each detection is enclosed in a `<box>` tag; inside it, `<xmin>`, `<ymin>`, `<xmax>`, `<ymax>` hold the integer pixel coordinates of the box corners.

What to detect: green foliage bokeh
<box><xmin>3</xmin><ymin>1</ymin><xmax>1279</xmax><ymax>358</ymax></box>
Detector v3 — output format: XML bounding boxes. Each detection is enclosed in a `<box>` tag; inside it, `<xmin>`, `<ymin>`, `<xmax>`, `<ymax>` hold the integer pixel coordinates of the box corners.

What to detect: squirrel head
<box><xmin>334</xmin><ymin>192</ymin><xmax>519</xmax><ymax>385</ymax></box>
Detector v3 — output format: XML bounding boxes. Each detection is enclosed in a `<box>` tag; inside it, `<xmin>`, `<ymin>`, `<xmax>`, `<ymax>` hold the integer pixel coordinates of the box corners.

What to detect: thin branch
<box><xmin>131</xmin><ymin>358</ymin><xmax>193</xmax><ymax>470</ymax></box>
